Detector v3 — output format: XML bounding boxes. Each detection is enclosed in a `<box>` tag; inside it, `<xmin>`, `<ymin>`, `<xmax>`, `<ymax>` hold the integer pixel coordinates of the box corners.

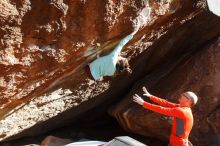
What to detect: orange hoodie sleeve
<box><xmin>149</xmin><ymin>96</ymin><xmax>179</xmax><ymax>108</ymax></box>
<box><xmin>143</xmin><ymin>101</ymin><xmax>184</xmax><ymax>118</ymax></box>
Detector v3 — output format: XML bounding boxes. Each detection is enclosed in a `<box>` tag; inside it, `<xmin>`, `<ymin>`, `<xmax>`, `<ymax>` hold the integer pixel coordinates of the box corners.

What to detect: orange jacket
<box><xmin>142</xmin><ymin>96</ymin><xmax>193</xmax><ymax>146</ymax></box>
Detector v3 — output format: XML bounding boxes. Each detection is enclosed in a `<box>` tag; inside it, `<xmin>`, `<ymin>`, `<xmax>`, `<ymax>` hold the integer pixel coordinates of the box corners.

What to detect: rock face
<box><xmin>0</xmin><ymin>0</ymin><xmax>219</xmax><ymax>146</ymax></box>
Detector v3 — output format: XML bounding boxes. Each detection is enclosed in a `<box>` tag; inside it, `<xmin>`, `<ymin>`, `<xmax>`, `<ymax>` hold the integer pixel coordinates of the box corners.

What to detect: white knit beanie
<box><xmin>183</xmin><ymin>91</ymin><xmax>198</xmax><ymax>105</ymax></box>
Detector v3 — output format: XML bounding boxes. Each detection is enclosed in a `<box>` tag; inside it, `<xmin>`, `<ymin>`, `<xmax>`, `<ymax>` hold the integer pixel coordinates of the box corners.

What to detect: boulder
<box><xmin>0</xmin><ymin>1</ymin><xmax>219</xmax><ymax>146</ymax></box>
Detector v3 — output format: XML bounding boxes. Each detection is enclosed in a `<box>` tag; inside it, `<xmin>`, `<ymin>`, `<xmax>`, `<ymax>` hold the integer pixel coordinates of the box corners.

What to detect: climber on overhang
<box><xmin>87</xmin><ymin>7</ymin><xmax>151</xmax><ymax>81</ymax></box>
<box><xmin>133</xmin><ymin>86</ymin><xmax>198</xmax><ymax>146</ymax></box>
<box><xmin>87</xmin><ymin>32</ymin><xmax>134</xmax><ymax>81</ymax></box>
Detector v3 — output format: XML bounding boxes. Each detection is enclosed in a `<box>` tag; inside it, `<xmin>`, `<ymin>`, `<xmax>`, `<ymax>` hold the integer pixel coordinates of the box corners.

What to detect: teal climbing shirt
<box><xmin>89</xmin><ymin>34</ymin><xmax>133</xmax><ymax>80</ymax></box>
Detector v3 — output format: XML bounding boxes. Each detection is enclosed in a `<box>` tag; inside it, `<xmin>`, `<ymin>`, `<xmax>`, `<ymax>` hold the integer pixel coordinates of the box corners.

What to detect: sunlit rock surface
<box><xmin>0</xmin><ymin>0</ymin><xmax>219</xmax><ymax>145</ymax></box>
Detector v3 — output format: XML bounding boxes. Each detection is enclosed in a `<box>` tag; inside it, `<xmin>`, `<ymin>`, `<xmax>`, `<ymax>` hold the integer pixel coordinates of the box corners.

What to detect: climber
<box><xmin>88</xmin><ymin>29</ymin><xmax>138</xmax><ymax>81</ymax></box>
<box><xmin>133</xmin><ymin>86</ymin><xmax>198</xmax><ymax>146</ymax></box>
<box><xmin>87</xmin><ymin>6</ymin><xmax>151</xmax><ymax>81</ymax></box>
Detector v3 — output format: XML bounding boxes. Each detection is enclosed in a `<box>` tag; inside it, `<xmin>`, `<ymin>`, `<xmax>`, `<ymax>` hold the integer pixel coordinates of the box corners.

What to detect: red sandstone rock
<box><xmin>0</xmin><ymin>1</ymin><xmax>219</xmax><ymax>146</ymax></box>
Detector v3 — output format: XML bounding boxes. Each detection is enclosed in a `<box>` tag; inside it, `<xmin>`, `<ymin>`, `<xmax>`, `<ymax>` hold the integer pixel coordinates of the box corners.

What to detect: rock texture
<box><xmin>0</xmin><ymin>0</ymin><xmax>219</xmax><ymax>146</ymax></box>
<box><xmin>40</xmin><ymin>135</ymin><xmax>72</xmax><ymax>146</ymax></box>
